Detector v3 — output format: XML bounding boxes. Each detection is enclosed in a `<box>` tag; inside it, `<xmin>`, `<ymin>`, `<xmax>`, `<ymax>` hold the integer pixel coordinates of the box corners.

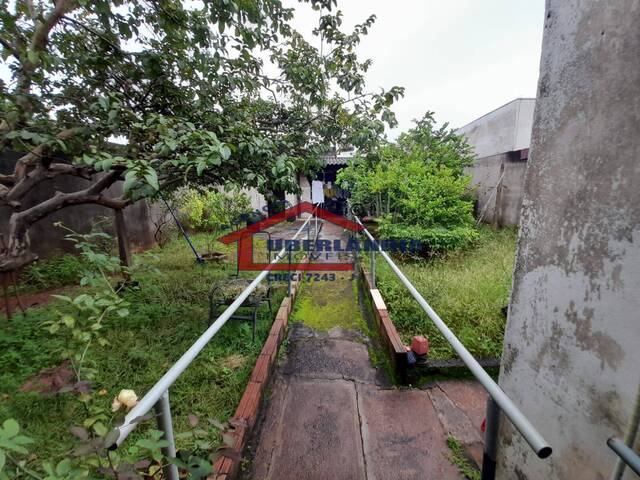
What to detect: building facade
<box><xmin>457</xmin><ymin>98</ymin><xmax>535</xmax><ymax>226</ymax></box>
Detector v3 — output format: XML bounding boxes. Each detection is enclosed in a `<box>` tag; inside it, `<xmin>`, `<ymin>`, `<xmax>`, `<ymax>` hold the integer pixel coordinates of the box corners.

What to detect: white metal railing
<box><xmin>347</xmin><ymin>208</ymin><xmax>552</xmax><ymax>480</ymax></box>
<box><xmin>608</xmin><ymin>437</ymin><xmax>640</xmax><ymax>477</ymax></box>
<box><xmin>106</xmin><ymin>206</ymin><xmax>319</xmax><ymax>480</ymax></box>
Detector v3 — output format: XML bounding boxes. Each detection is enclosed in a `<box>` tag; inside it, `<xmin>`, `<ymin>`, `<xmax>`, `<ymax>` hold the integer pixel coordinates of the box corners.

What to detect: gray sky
<box><xmin>286</xmin><ymin>0</ymin><xmax>545</xmax><ymax>137</ymax></box>
<box><xmin>1</xmin><ymin>1</ymin><xmax>545</xmax><ymax>140</ymax></box>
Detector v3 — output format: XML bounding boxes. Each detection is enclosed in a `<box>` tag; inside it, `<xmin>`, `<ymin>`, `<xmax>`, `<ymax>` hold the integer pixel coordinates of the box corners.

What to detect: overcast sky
<box><xmin>1</xmin><ymin>1</ymin><xmax>545</xmax><ymax>140</ymax></box>
<box><xmin>286</xmin><ymin>0</ymin><xmax>545</xmax><ymax>138</ymax></box>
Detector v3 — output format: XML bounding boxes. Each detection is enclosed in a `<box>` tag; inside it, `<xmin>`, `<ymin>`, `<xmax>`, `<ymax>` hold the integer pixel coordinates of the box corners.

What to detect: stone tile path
<box><xmin>244</xmin><ymin>219</ymin><xmax>487</xmax><ymax>479</ymax></box>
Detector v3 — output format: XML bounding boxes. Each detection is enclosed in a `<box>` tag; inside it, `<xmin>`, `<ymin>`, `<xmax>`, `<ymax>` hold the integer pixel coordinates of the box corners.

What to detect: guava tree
<box><xmin>0</xmin><ymin>0</ymin><xmax>402</xmax><ymax>272</ymax></box>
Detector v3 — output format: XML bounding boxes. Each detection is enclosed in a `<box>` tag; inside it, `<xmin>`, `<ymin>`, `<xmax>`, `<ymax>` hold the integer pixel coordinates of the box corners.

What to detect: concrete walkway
<box><xmin>245</xmin><ymin>220</ymin><xmax>486</xmax><ymax>479</ymax></box>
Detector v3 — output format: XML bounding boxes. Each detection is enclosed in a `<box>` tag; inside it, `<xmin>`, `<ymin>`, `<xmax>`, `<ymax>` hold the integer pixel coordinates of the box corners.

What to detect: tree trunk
<box><xmin>0</xmin><ymin>171</ymin><xmax>128</xmax><ymax>273</ymax></box>
<box><xmin>267</xmin><ymin>190</ymin><xmax>286</xmax><ymax>217</ymax></box>
<box><xmin>114</xmin><ymin>209</ymin><xmax>132</xmax><ymax>274</ymax></box>
<box><xmin>0</xmin><ymin>212</ymin><xmax>38</xmax><ymax>272</ymax></box>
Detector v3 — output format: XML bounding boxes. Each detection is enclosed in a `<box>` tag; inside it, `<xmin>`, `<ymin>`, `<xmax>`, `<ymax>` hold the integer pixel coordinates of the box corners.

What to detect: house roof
<box><xmin>322</xmin><ymin>155</ymin><xmax>352</xmax><ymax>165</ymax></box>
<box><xmin>218</xmin><ymin>201</ymin><xmax>362</xmax><ymax>245</ymax></box>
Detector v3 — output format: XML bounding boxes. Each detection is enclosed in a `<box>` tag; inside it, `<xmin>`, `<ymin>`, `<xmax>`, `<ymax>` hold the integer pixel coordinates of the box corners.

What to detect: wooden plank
<box><xmin>370</xmin><ymin>289</ymin><xmax>387</xmax><ymax>312</ymax></box>
<box><xmin>379</xmin><ymin>311</ymin><xmax>405</xmax><ymax>353</ymax></box>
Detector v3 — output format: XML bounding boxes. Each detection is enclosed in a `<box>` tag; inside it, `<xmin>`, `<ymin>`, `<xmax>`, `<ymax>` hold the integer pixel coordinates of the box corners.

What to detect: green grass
<box><xmin>446</xmin><ymin>436</ymin><xmax>481</xmax><ymax>480</ymax></box>
<box><xmin>375</xmin><ymin>226</ymin><xmax>517</xmax><ymax>359</ymax></box>
<box><xmin>18</xmin><ymin>253</ymin><xmax>88</xmax><ymax>292</ymax></box>
<box><xmin>0</xmin><ymin>232</ymin><xmax>284</xmax><ymax>465</ymax></box>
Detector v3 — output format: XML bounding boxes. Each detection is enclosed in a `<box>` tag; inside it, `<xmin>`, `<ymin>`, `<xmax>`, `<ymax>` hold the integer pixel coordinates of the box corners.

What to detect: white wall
<box><xmin>457</xmin><ymin>98</ymin><xmax>535</xmax><ymax>158</ymax></box>
<box><xmin>240</xmin><ymin>187</ymin><xmax>268</xmax><ymax>213</ymax></box>
<box><xmin>241</xmin><ymin>173</ymin><xmax>310</xmax><ymax>216</ymax></box>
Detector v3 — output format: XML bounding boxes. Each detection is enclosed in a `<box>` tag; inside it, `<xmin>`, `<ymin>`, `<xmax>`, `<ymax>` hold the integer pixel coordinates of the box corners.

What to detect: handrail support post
<box><xmin>155</xmin><ymin>390</ymin><xmax>179</xmax><ymax>480</ymax></box>
<box><xmin>481</xmin><ymin>396</ymin><xmax>500</xmax><ymax>480</ymax></box>
<box><xmin>371</xmin><ymin>249</ymin><xmax>376</xmax><ymax>287</ymax></box>
<box><xmin>287</xmin><ymin>245</ymin><xmax>293</xmax><ymax>296</ymax></box>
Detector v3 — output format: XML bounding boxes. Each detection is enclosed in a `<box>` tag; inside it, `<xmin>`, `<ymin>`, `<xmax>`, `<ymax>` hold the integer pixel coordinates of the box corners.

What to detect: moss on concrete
<box><xmin>290</xmin><ymin>272</ymin><xmax>364</xmax><ymax>331</ymax></box>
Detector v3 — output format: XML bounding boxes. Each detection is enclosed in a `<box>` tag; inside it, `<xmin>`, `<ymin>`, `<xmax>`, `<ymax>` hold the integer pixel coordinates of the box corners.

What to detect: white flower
<box><xmin>112</xmin><ymin>389</ymin><xmax>138</xmax><ymax>412</ymax></box>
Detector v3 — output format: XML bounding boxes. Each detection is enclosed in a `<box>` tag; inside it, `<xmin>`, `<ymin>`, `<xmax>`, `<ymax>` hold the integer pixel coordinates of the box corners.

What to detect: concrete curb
<box><xmin>211</xmin><ymin>265</ymin><xmax>305</xmax><ymax>480</ymax></box>
<box><xmin>358</xmin><ymin>264</ymin><xmax>408</xmax><ymax>380</ymax></box>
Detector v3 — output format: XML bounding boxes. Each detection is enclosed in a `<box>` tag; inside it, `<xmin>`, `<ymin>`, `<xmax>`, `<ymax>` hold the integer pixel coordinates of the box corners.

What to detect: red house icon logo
<box><xmin>219</xmin><ymin>201</ymin><xmax>362</xmax><ymax>271</ymax></box>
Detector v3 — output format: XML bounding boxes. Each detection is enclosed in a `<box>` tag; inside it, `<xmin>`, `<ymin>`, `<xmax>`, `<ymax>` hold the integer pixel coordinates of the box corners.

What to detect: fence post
<box><xmin>370</xmin><ymin>249</ymin><xmax>376</xmax><ymax>287</ymax></box>
<box><xmin>154</xmin><ymin>390</ymin><xmax>179</xmax><ymax>480</ymax></box>
<box><xmin>287</xmin><ymin>244</ymin><xmax>293</xmax><ymax>296</ymax></box>
<box><xmin>482</xmin><ymin>396</ymin><xmax>501</xmax><ymax>480</ymax></box>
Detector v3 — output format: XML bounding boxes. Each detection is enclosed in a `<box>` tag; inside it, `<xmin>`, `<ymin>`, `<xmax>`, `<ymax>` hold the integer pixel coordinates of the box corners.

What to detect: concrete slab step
<box><xmin>357</xmin><ymin>383</ymin><xmax>464</xmax><ymax>480</ymax></box>
<box><xmin>251</xmin><ymin>376</ymin><xmax>366</xmax><ymax>480</ymax></box>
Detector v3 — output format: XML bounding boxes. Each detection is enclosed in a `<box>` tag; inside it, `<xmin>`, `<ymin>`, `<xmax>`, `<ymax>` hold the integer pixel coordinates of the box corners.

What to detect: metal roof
<box><xmin>322</xmin><ymin>155</ymin><xmax>352</xmax><ymax>165</ymax></box>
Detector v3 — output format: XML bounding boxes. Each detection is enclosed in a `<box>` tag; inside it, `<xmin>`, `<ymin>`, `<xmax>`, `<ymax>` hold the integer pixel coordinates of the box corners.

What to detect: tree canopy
<box><xmin>337</xmin><ymin>112</ymin><xmax>477</xmax><ymax>255</ymax></box>
<box><xmin>0</xmin><ymin>0</ymin><xmax>403</xmax><ymax>271</ymax></box>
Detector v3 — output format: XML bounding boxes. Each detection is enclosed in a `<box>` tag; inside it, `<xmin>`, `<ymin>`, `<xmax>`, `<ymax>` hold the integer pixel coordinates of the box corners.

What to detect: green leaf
<box><xmin>11</xmin><ymin>436</ymin><xmax>34</xmax><ymax>446</ymax></box>
<box><xmin>143</xmin><ymin>171</ymin><xmax>159</xmax><ymax>191</ymax></box>
<box><xmin>56</xmin><ymin>458</ymin><xmax>72</xmax><ymax>476</ymax></box>
<box><xmin>0</xmin><ymin>450</ymin><xmax>5</xmax><ymax>472</ymax></box>
<box><xmin>42</xmin><ymin>463</ymin><xmax>56</xmax><ymax>476</ymax></box>
<box><xmin>136</xmin><ymin>438</ymin><xmax>169</xmax><ymax>450</ymax></box>
<box><xmin>51</xmin><ymin>294</ymin><xmax>73</xmax><ymax>303</ymax></box>
<box><xmin>98</xmin><ymin>97</ymin><xmax>109</xmax><ymax>110</ymax></box>
<box><xmin>101</xmin><ymin>157</ymin><xmax>114</xmax><ymax>171</ymax></box>
<box><xmin>2</xmin><ymin>419</ymin><xmax>19</xmax><ymax>438</ymax></box>
<box><xmin>92</xmin><ymin>422</ymin><xmax>108</xmax><ymax>437</ymax></box>
<box><xmin>123</xmin><ymin>170</ymin><xmax>138</xmax><ymax>193</ymax></box>
<box><xmin>27</xmin><ymin>50</ymin><xmax>38</xmax><ymax>64</ymax></box>
<box><xmin>61</xmin><ymin>315</ymin><xmax>75</xmax><ymax>328</ymax></box>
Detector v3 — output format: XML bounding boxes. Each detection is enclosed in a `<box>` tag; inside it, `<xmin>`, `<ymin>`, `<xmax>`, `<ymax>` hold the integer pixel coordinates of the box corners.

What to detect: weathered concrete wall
<box><xmin>457</xmin><ymin>98</ymin><xmax>535</xmax><ymax>159</ymax></box>
<box><xmin>467</xmin><ymin>152</ymin><xmax>527</xmax><ymax>226</ymax></box>
<box><xmin>458</xmin><ymin>98</ymin><xmax>534</xmax><ymax>226</ymax></box>
<box><xmin>497</xmin><ymin>1</ymin><xmax>640</xmax><ymax>479</ymax></box>
<box><xmin>0</xmin><ymin>153</ymin><xmax>155</xmax><ymax>258</ymax></box>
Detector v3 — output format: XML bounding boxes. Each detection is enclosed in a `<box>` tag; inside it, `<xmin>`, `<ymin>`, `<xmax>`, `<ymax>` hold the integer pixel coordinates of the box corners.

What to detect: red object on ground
<box><xmin>411</xmin><ymin>335</ymin><xmax>429</xmax><ymax>356</ymax></box>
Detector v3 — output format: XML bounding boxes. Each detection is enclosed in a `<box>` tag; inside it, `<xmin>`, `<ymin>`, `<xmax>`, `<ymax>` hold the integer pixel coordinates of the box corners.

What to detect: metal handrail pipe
<box><xmin>352</xmin><ymin>215</ymin><xmax>552</xmax><ymax>459</ymax></box>
<box><xmin>608</xmin><ymin>437</ymin><xmax>640</xmax><ymax>477</ymax></box>
<box><xmin>108</xmin><ymin>208</ymin><xmax>317</xmax><ymax>447</ymax></box>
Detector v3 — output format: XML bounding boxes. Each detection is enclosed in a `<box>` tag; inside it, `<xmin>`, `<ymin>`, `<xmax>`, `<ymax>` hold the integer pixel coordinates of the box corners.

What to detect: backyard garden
<box><xmin>0</xmin><ymin>1</ymin><xmax>520</xmax><ymax>477</ymax></box>
<box><xmin>0</xmin><ymin>187</ymin><xmax>285</xmax><ymax>477</ymax></box>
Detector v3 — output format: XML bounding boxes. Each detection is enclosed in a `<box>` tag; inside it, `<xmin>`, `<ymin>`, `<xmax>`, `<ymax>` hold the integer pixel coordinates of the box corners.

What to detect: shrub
<box><xmin>174</xmin><ymin>187</ymin><xmax>252</xmax><ymax>233</ymax></box>
<box><xmin>377</xmin><ymin>223</ymin><xmax>478</xmax><ymax>254</ymax></box>
<box><xmin>376</xmin><ymin>161</ymin><xmax>478</xmax><ymax>254</ymax></box>
<box><xmin>337</xmin><ymin>112</ymin><xmax>478</xmax><ymax>255</ymax></box>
